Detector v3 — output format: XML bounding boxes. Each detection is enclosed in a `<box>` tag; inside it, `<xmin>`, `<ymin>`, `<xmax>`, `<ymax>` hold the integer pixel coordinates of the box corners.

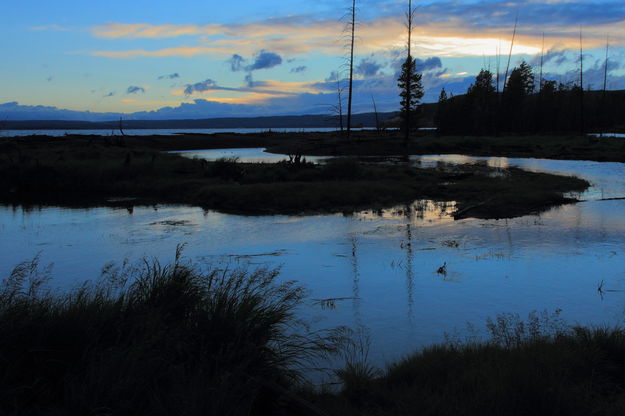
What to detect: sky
<box><xmin>2</xmin><ymin>0</ymin><xmax>625</xmax><ymax>120</ymax></box>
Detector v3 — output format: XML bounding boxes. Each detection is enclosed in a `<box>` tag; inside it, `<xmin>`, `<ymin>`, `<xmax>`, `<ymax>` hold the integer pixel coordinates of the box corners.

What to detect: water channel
<box><xmin>1</xmin><ymin>148</ymin><xmax>625</xmax><ymax>367</ymax></box>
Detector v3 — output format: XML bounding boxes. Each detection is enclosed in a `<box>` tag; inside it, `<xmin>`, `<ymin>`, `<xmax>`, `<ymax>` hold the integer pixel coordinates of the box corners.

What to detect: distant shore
<box><xmin>6</xmin><ymin>130</ymin><xmax>625</xmax><ymax>163</ymax></box>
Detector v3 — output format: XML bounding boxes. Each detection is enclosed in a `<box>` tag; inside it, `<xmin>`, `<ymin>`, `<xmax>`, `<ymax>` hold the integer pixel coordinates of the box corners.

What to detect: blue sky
<box><xmin>2</xmin><ymin>0</ymin><xmax>625</xmax><ymax>120</ymax></box>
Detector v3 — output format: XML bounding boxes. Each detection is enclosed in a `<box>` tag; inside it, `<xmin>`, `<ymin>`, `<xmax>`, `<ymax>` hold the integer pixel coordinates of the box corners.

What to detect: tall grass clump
<box><xmin>334</xmin><ymin>326</ymin><xmax>381</xmax><ymax>400</ymax></box>
<box><xmin>0</xmin><ymin>249</ymin><xmax>338</xmax><ymax>415</ymax></box>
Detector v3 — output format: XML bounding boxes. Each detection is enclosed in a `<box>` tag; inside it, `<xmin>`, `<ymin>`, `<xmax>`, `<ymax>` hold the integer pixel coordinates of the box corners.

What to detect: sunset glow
<box><xmin>3</xmin><ymin>0</ymin><xmax>625</xmax><ymax>119</ymax></box>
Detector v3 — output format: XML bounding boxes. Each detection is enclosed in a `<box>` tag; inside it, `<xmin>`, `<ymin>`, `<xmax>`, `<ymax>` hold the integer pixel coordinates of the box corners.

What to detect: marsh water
<box><xmin>2</xmin><ymin>149</ymin><xmax>625</xmax><ymax>368</ymax></box>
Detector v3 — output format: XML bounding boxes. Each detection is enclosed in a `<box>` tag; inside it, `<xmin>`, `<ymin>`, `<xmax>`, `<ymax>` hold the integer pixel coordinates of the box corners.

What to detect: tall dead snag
<box><xmin>603</xmin><ymin>36</ymin><xmax>609</xmax><ymax>95</ymax></box>
<box><xmin>398</xmin><ymin>0</ymin><xmax>423</xmax><ymax>150</ymax></box>
<box><xmin>405</xmin><ymin>0</ymin><xmax>413</xmax><ymax>147</ymax></box>
<box><xmin>497</xmin><ymin>14</ymin><xmax>517</xmax><ymax>135</ymax></box>
<box><xmin>600</xmin><ymin>36</ymin><xmax>609</xmax><ymax>137</ymax></box>
<box><xmin>346</xmin><ymin>0</ymin><xmax>356</xmax><ymax>139</ymax></box>
<box><xmin>579</xmin><ymin>27</ymin><xmax>585</xmax><ymax>136</ymax></box>
<box><xmin>539</xmin><ymin>33</ymin><xmax>545</xmax><ymax>92</ymax></box>
<box><xmin>336</xmin><ymin>76</ymin><xmax>344</xmax><ymax>131</ymax></box>
<box><xmin>371</xmin><ymin>95</ymin><xmax>380</xmax><ymax>132</ymax></box>
<box><xmin>503</xmin><ymin>14</ymin><xmax>518</xmax><ymax>93</ymax></box>
<box><xmin>496</xmin><ymin>40</ymin><xmax>501</xmax><ymax>93</ymax></box>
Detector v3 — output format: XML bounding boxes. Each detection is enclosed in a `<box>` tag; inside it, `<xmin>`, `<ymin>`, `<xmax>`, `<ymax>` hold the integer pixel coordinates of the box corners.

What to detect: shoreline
<box><xmin>4</xmin><ymin>130</ymin><xmax>625</xmax><ymax>163</ymax></box>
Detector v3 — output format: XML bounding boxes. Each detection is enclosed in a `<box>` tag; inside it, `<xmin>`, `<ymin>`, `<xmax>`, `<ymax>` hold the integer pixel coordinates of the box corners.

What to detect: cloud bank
<box><xmin>88</xmin><ymin>1</ymin><xmax>625</xmax><ymax>60</ymax></box>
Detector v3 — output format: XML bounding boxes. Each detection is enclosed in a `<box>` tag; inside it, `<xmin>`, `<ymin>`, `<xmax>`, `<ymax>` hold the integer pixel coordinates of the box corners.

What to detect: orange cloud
<box><xmin>92</xmin><ymin>46</ymin><xmax>224</xmax><ymax>58</ymax></box>
<box><xmin>91</xmin><ymin>23</ymin><xmax>223</xmax><ymax>39</ymax></box>
<box><xmin>90</xmin><ymin>14</ymin><xmax>625</xmax><ymax>60</ymax></box>
<box><xmin>169</xmin><ymin>77</ymin><xmax>330</xmax><ymax>107</ymax></box>
<box><xmin>200</xmin><ymin>94</ymin><xmax>288</xmax><ymax>105</ymax></box>
<box><xmin>172</xmin><ymin>79</ymin><xmax>322</xmax><ymax>97</ymax></box>
<box><xmin>254</xmin><ymin>79</ymin><xmax>326</xmax><ymax>94</ymax></box>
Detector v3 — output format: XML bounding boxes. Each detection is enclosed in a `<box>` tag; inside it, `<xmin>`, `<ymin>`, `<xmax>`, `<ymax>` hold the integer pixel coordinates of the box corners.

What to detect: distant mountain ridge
<box><xmin>2</xmin><ymin>112</ymin><xmax>399</xmax><ymax>130</ymax></box>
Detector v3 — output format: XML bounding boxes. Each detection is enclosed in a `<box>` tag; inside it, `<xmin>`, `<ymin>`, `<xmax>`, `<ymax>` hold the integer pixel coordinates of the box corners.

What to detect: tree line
<box><xmin>435</xmin><ymin>61</ymin><xmax>623</xmax><ymax>135</ymax></box>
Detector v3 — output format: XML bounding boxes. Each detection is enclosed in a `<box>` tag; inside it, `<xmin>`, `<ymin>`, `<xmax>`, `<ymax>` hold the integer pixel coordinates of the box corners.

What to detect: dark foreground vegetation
<box><xmin>3</xmin><ymin>255</ymin><xmax>625</xmax><ymax>415</ymax></box>
<box><xmin>313</xmin><ymin>315</ymin><xmax>625</xmax><ymax>415</ymax></box>
<box><xmin>0</xmin><ymin>252</ymin><xmax>340</xmax><ymax>415</ymax></box>
<box><xmin>0</xmin><ymin>136</ymin><xmax>589</xmax><ymax>218</ymax></box>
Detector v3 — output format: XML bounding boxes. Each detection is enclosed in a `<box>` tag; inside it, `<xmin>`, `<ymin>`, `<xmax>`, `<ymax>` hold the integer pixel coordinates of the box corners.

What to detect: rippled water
<box><xmin>2</xmin><ymin>150</ymin><xmax>625</xmax><ymax>367</ymax></box>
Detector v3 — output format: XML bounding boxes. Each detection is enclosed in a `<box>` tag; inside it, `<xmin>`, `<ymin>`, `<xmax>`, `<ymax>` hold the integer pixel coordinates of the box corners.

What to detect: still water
<box><xmin>1</xmin><ymin>151</ymin><xmax>625</xmax><ymax>367</ymax></box>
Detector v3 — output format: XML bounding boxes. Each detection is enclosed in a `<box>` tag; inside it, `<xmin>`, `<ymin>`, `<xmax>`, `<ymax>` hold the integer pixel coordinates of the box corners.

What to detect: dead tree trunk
<box><xmin>346</xmin><ymin>0</ymin><xmax>356</xmax><ymax>139</ymax></box>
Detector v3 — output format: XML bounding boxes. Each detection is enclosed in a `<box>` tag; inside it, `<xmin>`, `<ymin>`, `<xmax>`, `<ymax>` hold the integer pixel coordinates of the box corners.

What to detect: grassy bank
<box><xmin>0</xmin><ymin>137</ymin><xmax>589</xmax><ymax>218</ymax></box>
<box><xmin>3</xmin><ymin>256</ymin><xmax>625</xmax><ymax>415</ymax></box>
<box><xmin>309</xmin><ymin>314</ymin><xmax>625</xmax><ymax>416</ymax></box>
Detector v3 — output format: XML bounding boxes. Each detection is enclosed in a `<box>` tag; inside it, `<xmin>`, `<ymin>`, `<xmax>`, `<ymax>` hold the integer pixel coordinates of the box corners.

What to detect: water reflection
<box><xmin>485</xmin><ymin>157</ymin><xmax>510</xmax><ymax>169</ymax></box>
<box><xmin>356</xmin><ymin>200</ymin><xmax>457</xmax><ymax>224</ymax></box>
<box><xmin>404</xmin><ymin>220</ymin><xmax>415</xmax><ymax>324</ymax></box>
<box><xmin>350</xmin><ymin>237</ymin><xmax>362</xmax><ymax>326</ymax></box>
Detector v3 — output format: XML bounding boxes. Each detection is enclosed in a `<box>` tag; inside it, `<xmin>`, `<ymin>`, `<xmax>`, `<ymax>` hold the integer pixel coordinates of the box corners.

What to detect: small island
<box><xmin>0</xmin><ymin>133</ymin><xmax>589</xmax><ymax>219</ymax></box>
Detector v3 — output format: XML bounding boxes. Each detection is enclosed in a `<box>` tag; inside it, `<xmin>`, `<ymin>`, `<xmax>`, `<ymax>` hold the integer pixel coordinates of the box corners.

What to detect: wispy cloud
<box><xmin>227</xmin><ymin>54</ymin><xmax>246</xmax><ymax>71</ymax></box>
<box><xmin>184</xmin><ymin>79</ymin><xmax>218</xmax><ymax>96</ymax></box>
<box><xmin>29</xmin><ymin>24</ymin><xmax>69</xmax><ymax>32</ymax></box>
<box><xmin>92</xmin><ymin>46</ymin><xmax>223</xmax><ymax>58</ymax></box>
<box><xmin>291</xmin><ymin>66</ymin><xmax>308</xmax><ymax>73</ymax></box>
<box><xmin>228</xmin><ymin>51</ymin><xmax>283</xmax><ymax>72</ymax></box>
<box><xmin>127</xmin><ymin>86</ymin><xmax>146</xmax><ymax>94</ymax></box>
<box><xmin>158</xmin><ymin>73</ymin><xmax>180</xmax><ymax>80</ymax></box>
<box><xmin>179</xmin><ymin>77</ymin><xmax>325</xmax><ymax>101</ymax></box>
<box><xmin>356</xmin><ymin>57</ymin><xmax>384</xmax><ymax>78</ymax></box>
<box><xmin>415</xmin><ymin>57</ymin><xmax>443</xmax><ymax>72</ymax></box>
<box><xmin>246</xmin><ymin>50</ymin><xmax>283</xmax><ymax>70</ymax></box>
<box><xmin>91</xmin><ymin>23</ymin><xmax>222</xmax><ymax>39</ymax></box>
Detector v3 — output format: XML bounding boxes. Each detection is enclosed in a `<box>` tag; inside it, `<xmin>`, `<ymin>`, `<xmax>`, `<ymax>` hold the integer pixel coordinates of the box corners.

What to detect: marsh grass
<box><xmin>311</xmin><ymin>311</ymin><xmax>625</xmax><ymax>416</ymax></box>
<box><xmin>0</xmin><ymin>249</ymin><xmax>343</xmax><ymax>415</ymax></box>
<box><xmin>263</xmin><ymin>132</ymin><xmax>625</xmax><ymax>162</ymax></box>
<box><xmin>334</xmin><ymin>327</ymin><xmax>381</xmax><ymax>399</ymax></box>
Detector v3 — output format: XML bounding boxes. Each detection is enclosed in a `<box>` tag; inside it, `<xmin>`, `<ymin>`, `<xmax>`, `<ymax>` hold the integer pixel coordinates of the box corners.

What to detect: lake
<box><xmin>1</xmin><ymin>150</ymin><xmax>625</xmax><ymax>369</ymax></box>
